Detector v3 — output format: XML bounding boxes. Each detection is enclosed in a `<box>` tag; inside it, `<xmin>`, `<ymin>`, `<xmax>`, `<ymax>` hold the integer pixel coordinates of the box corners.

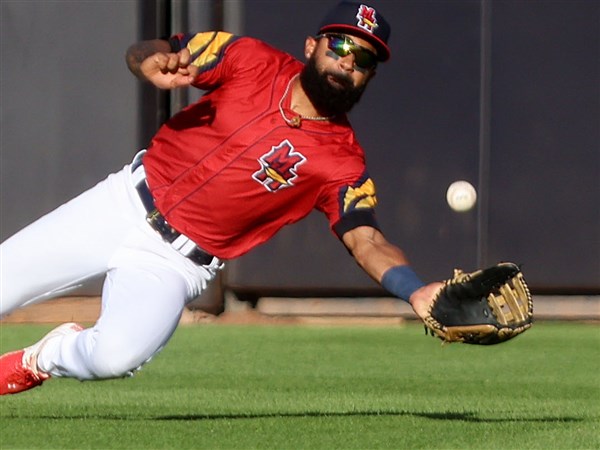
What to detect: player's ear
<box><xmin>304</xmin><ymin>36</ymin><xmax>318</xmax><ymax>59</ymax></box>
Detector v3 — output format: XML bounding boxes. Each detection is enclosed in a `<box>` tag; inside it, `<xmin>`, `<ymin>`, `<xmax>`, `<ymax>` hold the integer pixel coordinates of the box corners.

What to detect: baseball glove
<box><xmin>423</xmin><ymin>262</ymin><xmax>533</xmax><ymax>345</ymax></box>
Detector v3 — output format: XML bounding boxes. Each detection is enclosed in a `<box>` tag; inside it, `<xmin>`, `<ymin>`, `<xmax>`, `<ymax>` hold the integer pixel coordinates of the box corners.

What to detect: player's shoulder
<box><xmin>229</xmin><ymin>35</ymin><xmax>295</xmax><ymax>63</ymax></box>
<box><xmin>214</xmin><ymin>36</ymin><xmax>297</xmax><ymax>81</ymax></box>
<box><xmin>170</xmin><ymin>32</ymin><xmax>290</xmax><ymax>60</ymax></box>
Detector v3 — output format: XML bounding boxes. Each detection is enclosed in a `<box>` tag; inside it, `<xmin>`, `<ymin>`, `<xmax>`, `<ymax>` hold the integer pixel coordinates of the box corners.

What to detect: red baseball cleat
<box><xmin>0</xmin><ymin>322</ymin><xmax>83</xmax><ymax>395</ymax></box>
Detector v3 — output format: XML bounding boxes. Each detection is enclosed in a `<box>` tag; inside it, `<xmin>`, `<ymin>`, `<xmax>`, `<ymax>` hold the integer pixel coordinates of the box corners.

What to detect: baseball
<box><xmin>446</xmin><ymin>180</ymin><xmax>477</xmax><ymax>212</ymax></box>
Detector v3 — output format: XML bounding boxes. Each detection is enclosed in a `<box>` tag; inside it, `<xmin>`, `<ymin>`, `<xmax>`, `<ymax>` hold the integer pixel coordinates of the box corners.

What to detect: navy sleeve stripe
<box><xmin>333</xmin><ymin>209</ymin><xmax>380</xmax><ymax>239</ymax></box>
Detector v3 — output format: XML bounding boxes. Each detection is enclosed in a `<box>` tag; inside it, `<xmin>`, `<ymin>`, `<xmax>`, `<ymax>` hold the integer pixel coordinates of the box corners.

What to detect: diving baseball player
<box><xmin>0</xmin><ymin>1</ymin><xmax>441</xmax><ymax>395</ymax></box>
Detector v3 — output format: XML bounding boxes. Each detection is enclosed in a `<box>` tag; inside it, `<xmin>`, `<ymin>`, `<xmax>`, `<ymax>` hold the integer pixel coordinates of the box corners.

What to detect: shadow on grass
<box><xmin>14</xmin><ymin>411</ymin><xmax>585</xmax><ymax>423</ymax></box>
<box><xmin>153</xmin><ymin>410</ymin><xmax>584</xmax><ymax>423</ymax></box>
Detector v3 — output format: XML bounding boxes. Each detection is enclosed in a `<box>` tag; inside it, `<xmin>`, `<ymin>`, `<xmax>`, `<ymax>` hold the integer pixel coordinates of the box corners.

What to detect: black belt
<box><xmin>131</xmin><ymin>155</ymin><xmax>215</xmax><ymax>267</ymax></box>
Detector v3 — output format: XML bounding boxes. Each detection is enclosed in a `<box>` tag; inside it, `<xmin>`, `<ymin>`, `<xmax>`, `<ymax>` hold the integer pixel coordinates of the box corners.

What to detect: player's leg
<box><xmin>36</xmin><ymin>263</ymin><xmax>196</xmax><ymax>380</ymax></box>
<box><xmin>1</xmin><ymin>154</ymin><xmax>222</xmax><ymax>392</ymax></box>
<box><xmin>0</xmin><ymin>261</ymin><xmax>203</xmax><ymax>394</ymax></box>
<box><xmin>1</xmin><ymin>236</ymin><xmax>218</xmax><ymax>393</ymax></box>
<box><xmin>23</xmin><ymin>210</ymin><xmax>220</xmax><ymax>382</ymax></box>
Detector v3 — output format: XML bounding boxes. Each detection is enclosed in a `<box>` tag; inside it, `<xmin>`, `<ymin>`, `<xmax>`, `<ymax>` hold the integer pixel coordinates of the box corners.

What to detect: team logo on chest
<box><xmin>253</xmin><ymin>139</ymin><xmax>307</xmax><ymax>192</ymax></box>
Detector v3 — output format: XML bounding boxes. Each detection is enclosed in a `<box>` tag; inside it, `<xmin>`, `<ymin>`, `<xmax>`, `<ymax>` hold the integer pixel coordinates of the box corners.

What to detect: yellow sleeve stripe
<box><xmin>343</xmin><ymin>178</ymin><xmax>377</xmax><ymax>213</ymax></box>
<box><xmin>187</xmin><ymin>32</ymin><xmax>235</xmax><ymax>69</ymax></box>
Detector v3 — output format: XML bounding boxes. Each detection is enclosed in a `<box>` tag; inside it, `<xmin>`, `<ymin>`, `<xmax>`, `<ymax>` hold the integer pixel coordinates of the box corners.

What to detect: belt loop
<box><xmin>171</xmin><ymin>234</ymin><xmax>190</xmax><ymax>252</ymax></box>
<box><xmin>178</xmin><ymin>239</ymin><xmax>198</xmax><ymax>256</ymax></box>
<box><xmin>131</xmin><ymin>150</ymin><xmax>147</xmax><ymax>186</ymax></box>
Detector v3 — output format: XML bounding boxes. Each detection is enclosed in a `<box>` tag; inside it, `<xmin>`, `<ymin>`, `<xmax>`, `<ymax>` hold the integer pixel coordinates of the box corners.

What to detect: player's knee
<box><xmin>87</xmin><ymin>357</ymin><xmax>135</xmax><ymax>379</ymax></box>
<box><xmin>85</xmin><ymin>337</ymin><xmax>150</xmax><ymax>379</ymax></box>
<box><xmin>87</xmin><ymin>351</ymin><xmax>145</xmax><ymax>379</ymax></box>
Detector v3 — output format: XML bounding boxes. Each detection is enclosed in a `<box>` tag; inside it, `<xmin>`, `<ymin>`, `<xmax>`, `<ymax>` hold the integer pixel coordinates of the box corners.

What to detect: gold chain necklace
<box><xmin>278</xmin><ymin>74</ymin><xmax>334</xmax><ymax>128</ymax></box>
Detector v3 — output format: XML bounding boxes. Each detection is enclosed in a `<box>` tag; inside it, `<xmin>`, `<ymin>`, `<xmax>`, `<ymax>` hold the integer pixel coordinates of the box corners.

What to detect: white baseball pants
<box><xmin>0</xmin><ymin>156</ymin><xmax>222</xmax><ymax>380</ymax></box>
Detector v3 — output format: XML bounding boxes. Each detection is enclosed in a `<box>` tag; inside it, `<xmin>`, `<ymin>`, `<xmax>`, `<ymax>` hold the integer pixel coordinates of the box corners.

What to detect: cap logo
<box><xmin>356</xmin><ymin>4</ymin><xmax>379</xmax><ymax>34</ymax></box>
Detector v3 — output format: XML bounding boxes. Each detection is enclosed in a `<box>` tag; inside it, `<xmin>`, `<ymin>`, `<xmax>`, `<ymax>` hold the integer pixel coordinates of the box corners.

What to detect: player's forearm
<box><xmin>347</xmin><ymin>233</ymin><xmax>409</xmax><ymax>284</ymax></box>
<box><xmin>343</xmin><ymin>226</ymin><xmax>409</xmax><ymax>282</ymax></box>
<box><xmin>345</xmin><ymin>230</ymin><xmax>427</xmax><ymax>303</ymax></box>
<box><xmin>125</xmin><ymin>39</ymin><xmax>172</xmax><ymax>80</ymax></box>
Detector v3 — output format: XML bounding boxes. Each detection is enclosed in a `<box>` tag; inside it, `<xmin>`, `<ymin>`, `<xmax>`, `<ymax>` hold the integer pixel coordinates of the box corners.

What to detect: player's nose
<box><xmin>338</xmin><ymin>53</ymin><xmax>356</xmax><ymax>72</ymax></box>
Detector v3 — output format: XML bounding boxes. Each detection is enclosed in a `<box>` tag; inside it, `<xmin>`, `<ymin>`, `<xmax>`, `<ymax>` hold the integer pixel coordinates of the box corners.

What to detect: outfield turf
<box><xmin>0</xmin><ymin>321</ymin><xmax>598</xmax><ymax>449</ymax></box>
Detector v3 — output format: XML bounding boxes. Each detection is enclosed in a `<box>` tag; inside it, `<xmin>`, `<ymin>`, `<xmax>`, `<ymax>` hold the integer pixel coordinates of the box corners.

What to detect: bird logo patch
<box><xmin>356</xmin><ymin>4</ymin><xmax>379</xmax><ymax>33</ymax></box>
<box><xmin>253</xmin><ymin>139</ymin><xmax>306</xmax><ymax>192</ymax></box>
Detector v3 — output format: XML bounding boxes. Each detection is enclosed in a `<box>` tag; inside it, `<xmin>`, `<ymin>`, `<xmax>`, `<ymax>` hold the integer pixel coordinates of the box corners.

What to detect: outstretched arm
<box><xmin>341</xmin><ymin>226</ymin><xmax>442</xmax><ymax>320</ymax></box>
<box><xmin>125</xmin><ymin>39</ymin><xmax>198</xmax><ymax>89</ymax></box>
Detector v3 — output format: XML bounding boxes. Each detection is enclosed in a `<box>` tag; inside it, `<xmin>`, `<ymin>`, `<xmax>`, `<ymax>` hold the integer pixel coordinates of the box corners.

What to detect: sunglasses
<box><xmin>318</xmin><ymin>33</ymin><xmax>378</xmax><ymax>71</ymax></box>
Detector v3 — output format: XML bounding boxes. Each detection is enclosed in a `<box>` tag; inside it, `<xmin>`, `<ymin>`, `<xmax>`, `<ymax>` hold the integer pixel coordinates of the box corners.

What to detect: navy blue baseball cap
<box><xmin>318</xmin><ymin>1</ymin><xmax>391</xmax><ymax>61</ymax></box>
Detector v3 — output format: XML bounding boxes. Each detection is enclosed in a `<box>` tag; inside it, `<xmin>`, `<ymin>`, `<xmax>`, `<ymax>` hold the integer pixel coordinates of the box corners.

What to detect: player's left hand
<box><xmin>422</xmin><ymin>262</ymin><xmax>533</xmax><ymax>345</ymax></box>
<box><xmin>409</xmin><ymin>282</ymin><xmax>444</xmax><ymax>321</ymax></box>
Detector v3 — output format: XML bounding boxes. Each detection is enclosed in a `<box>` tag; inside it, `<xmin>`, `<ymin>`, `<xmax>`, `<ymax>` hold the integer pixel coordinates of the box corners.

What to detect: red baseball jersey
<box><xmin>143</xmin><ymin>32</ymin><xmax>380</xmax><ymax>259</ymax></box>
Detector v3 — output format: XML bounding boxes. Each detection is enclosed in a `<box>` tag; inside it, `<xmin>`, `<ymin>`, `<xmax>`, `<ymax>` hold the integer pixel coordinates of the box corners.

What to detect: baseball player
<box><xmin>0</xmin><ymin>1</ymin><xmax>442</xmax><ymax>395</ymax></box>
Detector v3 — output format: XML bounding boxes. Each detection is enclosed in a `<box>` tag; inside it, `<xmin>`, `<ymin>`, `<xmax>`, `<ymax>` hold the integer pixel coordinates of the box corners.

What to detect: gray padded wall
<box><xmin>487</xmin><ymin>0</ymin><xmax>599</xmax><ymax>291</ymax></box>
<box><xmin>1</xmin><ymin>1</ymin><xmax>598</xmax><ymax>296</ymax></box>
<box><xmin>1</xmin><ymin>1</ymin><xmax>139</xmax><ymax>241</ymax></box>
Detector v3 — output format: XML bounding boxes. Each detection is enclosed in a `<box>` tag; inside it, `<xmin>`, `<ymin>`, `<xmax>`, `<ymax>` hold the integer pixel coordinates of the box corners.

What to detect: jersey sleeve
<box><xmin>169</xmin><ymin>32</ymin><xmax>291</xmax><ymax>93</ymax></box>
<box><xmin>169</xmin><ymin>31</ymin><xmax>240</xmax><ymax>88</ymax></box>
<box><xmin>318</xmin><ymin>170</ymin><xmax>381</xmax><ymax>239</ymax></box>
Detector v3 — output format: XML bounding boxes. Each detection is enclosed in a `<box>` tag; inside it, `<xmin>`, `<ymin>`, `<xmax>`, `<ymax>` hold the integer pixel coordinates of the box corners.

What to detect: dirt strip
<box><xmin>1</xmin><ymin>295</ymin><xmax>598</xmax><ymax>325</ymax></box>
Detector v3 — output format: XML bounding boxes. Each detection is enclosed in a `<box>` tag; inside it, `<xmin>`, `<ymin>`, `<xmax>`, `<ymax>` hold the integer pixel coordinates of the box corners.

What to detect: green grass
<box><xmin>1</xmin><ymin>321</ymin><xmax>599</xmax><ymax>449</ymax></box>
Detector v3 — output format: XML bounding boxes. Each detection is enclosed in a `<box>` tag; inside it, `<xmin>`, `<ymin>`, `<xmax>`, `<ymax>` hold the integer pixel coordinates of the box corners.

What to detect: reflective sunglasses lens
<box><xmin>327</xmin><ymin>35</ymin><xmax>351</xmax><ymax>56</ymax></box>
<box><xmin>326</xmin><ymin>35</ymin><xmax>376</xmax><ymax>70</ymax></box>
<box><xmin>353</xmin><ymin>50</ymin><xmax>377</xmax><ymax>69</ymax></box>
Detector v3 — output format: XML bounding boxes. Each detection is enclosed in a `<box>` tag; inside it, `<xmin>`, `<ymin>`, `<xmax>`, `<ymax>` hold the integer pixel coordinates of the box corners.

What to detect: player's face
<box><xmin>317</xmin><ymin>34</ymin><xmax>378</xmax><ymax>74</ymax></box>
<box><xmin>300</xmin><ymin>33</ymin><xmax>377</xmax><ymax>115</ymax></box>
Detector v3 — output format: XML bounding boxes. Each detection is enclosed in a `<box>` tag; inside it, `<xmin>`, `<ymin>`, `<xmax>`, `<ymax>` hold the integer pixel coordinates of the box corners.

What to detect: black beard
<box><xmin>299</xmin><ymin>56</ymin><xmax>366</xmax><ymax>116</ymax></box>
